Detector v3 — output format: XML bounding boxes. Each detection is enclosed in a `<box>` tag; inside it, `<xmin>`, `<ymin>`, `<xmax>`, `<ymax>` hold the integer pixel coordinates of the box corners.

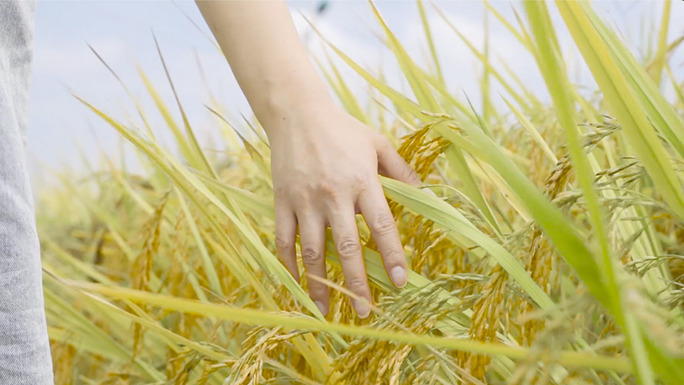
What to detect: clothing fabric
<box><xmin>0</xmin><ymin>1</ymin><xmax>54</xmax><ymax>383</ymax></box>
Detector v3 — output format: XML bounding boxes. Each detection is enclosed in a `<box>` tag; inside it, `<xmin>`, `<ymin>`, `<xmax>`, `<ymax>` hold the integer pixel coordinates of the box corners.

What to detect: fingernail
<box><xmin>354</xmin><ymin>300</ymin><xmax>370</xmax><ymax>319</ymax></box>
<box><xmin>315</xmin><ymin>300</ymin><xmax>327</xmax><ymax>316</ymax></box>
<box><xmin>390</xmin><ymin>266</ymin><xmax>407</xmax><ymax>288</ymax></box>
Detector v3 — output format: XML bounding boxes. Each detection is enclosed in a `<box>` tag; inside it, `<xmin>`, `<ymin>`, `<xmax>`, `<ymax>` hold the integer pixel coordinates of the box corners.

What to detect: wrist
<box><xmin>254</xmin><ymin>80</ymin><xmax>335</xmax><ymax>137</ymax></box>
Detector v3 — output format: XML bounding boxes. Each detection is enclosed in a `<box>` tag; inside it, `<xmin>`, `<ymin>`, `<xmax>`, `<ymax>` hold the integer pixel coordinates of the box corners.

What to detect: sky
<box><xmin>26</xmin><ymin>0</ymin><xmax>682</xmax><ymax>189</ymax></box>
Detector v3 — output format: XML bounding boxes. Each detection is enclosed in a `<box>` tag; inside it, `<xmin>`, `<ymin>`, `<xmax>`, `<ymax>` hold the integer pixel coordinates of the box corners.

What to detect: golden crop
<box><xmin>39</xmin><ymin>1</ymin><xmax>684</xmax><ymax>384</ymax></box>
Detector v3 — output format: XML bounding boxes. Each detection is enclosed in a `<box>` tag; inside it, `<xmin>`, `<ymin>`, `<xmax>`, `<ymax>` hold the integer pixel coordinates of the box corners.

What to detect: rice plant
<box><xmin>39</xmin><ymin>1</ymin><xmax>684</xmax><ymax>384</ymax></box>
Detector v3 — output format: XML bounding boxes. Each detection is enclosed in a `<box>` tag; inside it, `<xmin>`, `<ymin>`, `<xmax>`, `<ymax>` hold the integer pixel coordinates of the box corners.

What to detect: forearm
<box><xmin>196</xmin><ymin>0</ymin><xmax>334</xmax><ymax>135</ymax></box>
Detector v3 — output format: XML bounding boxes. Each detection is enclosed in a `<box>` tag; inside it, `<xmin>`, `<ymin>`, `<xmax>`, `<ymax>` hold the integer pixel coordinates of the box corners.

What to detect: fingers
<box><xmin>358</xmin><ymin>184</ymin><xmax>407</xmax><ymax>288</ymax></box>
<box><xmin>375</xmin><ymin>137</ymin><xmax>421</xmax><ymax>186</ymax></box>
<box><xmin>275</xmin><ymin>202</ymin><xmax>299</xmax><ymax>282</ymax></box>
<box><xmin>328</xmin><ymin>202</ymin><xmax>372</xmax><ymax>319</ymax></box>
<box><xmin>297</xmin><ymin>212</ymin><xmax>329</xmax><ymax>315</ymax></box>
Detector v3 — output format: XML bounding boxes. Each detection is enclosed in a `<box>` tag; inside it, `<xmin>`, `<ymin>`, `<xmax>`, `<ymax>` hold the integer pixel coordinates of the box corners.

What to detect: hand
<box><xmin>268</xmin><ymin>102</ymin><xmax>421</xmax><ymax>318</ymax></box>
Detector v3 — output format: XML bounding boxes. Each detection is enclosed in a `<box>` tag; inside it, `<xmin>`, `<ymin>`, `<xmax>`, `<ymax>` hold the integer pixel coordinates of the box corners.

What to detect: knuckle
<box><xmin>309</xmin><ymin>283</ymin><xmax>328</xmax><ymax>298</ymax></box>
<box><xmin>274</xmin><ymin>185</ymin><xmax>290</xmax><ymax>200</ymax></box>
<box><xmin>375</xmin><ymin>135</ymin><xmax>392</xmax><ymax>151</ymax></box>
<box><xmin>384</xmin><ymin>249</ymin><xmax>405</xmax><ymax>264</ymax></box>
<box><xmin>301</xmin><ymin>247</ymin><xmax>323</xmax><ymax>265</ymax></box>
<box><xmin>290</xmin><ymin>185</ymin><xmax>312</xmax><ymax>202</ymax></box>
<box><xmin>319</xmin><ymin>180</ymin><xmax>341</xmax><ymax>200</ymax></box>
<box><xmin>345</xmin><ymin>276</ymin><xmax>368</xmax><ymax>292</ymax></box>
<box><xmin>275</xmin><ymin>236</ymin><xmax>293</xmax><ymax>251</ymax></box>
<box><xmin>274</xmin><ymin>184</ymin><xmax>285</xmax><ymax>195</ymax></box>
<box><xmin>337</xmin><ymin>238</ymin><xmax>361</xmax><ymax>259</ymax></box>
<box><xmin>372</xmin><ymin>213</ymin><xmax>396</xmax><ymax>235</ymax></box>
<box><xmin>352</xmin><ymin>174</ymin><xmax>371</xmax><ymax>192</ymax></box>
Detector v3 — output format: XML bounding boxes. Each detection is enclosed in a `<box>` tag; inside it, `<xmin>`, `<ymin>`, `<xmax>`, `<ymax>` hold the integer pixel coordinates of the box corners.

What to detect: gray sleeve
<box><xmin>0</xmin><ymin>0</ymin><xmax>54</xmax><ymax>383</ymax></box>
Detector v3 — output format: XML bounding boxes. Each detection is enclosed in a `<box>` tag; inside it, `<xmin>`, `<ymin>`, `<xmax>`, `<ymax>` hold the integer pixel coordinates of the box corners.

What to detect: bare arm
<box><xmin>196</xmin><ymin>0</ymin><xmax>420</xmax><ymax>319</ymax></box>
<box><xmin>196</xmin><ymin>1</ymin><xmax>331</xmax><ymax>130</ymax></box>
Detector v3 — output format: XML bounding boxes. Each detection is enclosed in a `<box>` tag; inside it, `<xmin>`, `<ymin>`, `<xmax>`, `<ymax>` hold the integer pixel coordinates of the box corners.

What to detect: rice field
<box><xmin>39</xmin><ymin>1</ymin><xmax>684</xmax><ymax>384</ymax></box>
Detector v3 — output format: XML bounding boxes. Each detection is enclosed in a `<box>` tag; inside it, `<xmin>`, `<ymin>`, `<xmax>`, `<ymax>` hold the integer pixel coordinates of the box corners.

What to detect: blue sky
<box><xmin>27</xmin><ymin>1</ymin><xmax>681</xmax><ymax>188</ymax></box>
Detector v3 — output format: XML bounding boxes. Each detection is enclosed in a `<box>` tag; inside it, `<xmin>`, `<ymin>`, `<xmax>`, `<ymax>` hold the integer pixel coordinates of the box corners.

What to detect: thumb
<box><xmin>375</xmin><ymin>137</ymin><xmax>422</xmax><ymax>186</ymax></box>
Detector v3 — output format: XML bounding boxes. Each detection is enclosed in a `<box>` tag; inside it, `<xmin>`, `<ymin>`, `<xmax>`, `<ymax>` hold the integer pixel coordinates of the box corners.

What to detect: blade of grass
<box><xmin>558</xmin><ymin>1</ymin><xmax>684</xmax><ymax>220</ymax></box>
<box><xmin>68</xmin><ymin>280</ymin><xmax>634</xmax><ymax>374</ymax></box>
<box><xmin>649</xmin><ymin>0</ymin><xmax>671</xmax><ymax>85</ymax></box>
<box><xmin>416</xmin><ymin>0</ymin><xmax>443</xmax><ymax>84</ymax></box>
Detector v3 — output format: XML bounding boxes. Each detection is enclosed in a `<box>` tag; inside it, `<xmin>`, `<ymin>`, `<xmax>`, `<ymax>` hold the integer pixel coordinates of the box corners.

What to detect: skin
<box><xmin>196</xmin><ymin>0</ymin><xmax>420</xmax><ymax>319</ymax></box>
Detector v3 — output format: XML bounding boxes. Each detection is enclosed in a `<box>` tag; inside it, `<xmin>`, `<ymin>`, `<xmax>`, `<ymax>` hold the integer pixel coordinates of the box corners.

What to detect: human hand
<box><xmin>268</xmin><ymin>102</ymin><xmax>421</xmax><ymax>319</ymax></box>
<box><xmin>197</xmin><ymin>0</ymin><xmax>419</xmax><ymax>318</ymax></box>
